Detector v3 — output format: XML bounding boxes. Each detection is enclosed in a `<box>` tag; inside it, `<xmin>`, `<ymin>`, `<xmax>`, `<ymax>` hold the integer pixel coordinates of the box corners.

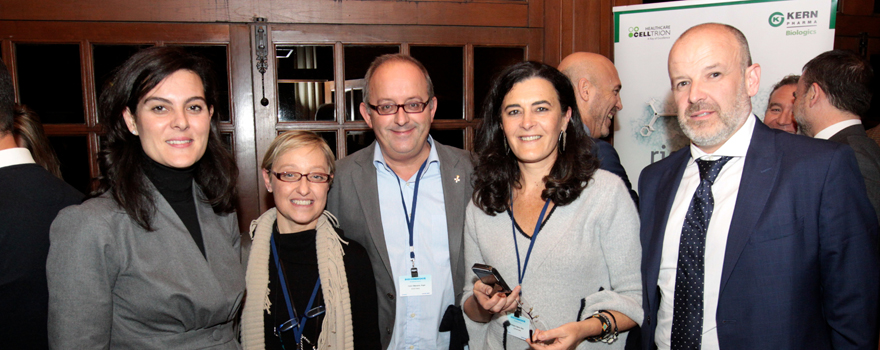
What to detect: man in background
<box><xmin>793</xmin><ymin>49</ymin><xmax>880</xmax><ymax>222</ymax></box>
<box><xmin>559</xmin><ymin>52</ymin><xmax>638</xmax><ymax>206</ymax></box>
<box><xmin>0</xmin><ymin>59</ymin><xmax>83</xmax><ymax>349</ymax></box>
<box><xmin>762</xmin><ymin>75</ymin><xmax>799</xmax><ymax>134</ymax></box>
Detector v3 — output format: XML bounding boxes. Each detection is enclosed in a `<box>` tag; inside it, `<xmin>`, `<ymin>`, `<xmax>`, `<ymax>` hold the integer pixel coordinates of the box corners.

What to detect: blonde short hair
<box><xmin>261</xmin><ymin>131</ymin><xmax>336</xmax><ymax>184</ymax></box>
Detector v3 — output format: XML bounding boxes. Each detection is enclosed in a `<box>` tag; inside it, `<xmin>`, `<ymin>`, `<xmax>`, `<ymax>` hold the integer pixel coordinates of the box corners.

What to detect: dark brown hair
<box><xmin>13</xmin><ymin>105</ymin><xmax>62</xmax><ymax>178</ymax></box>
<box><xmin>802</xmin><ymin>50</ymin><xmax>873</xmax><ymax>117</ymax></box>
<box><xmin>472</xmin><ymin>61</ymin><xmax>598</xmax><ymax>215</ymax></box>
<box><xmin>96</xmin><ymin>46</ymin><xmax>238</xmax><ymax>230</ymax></box>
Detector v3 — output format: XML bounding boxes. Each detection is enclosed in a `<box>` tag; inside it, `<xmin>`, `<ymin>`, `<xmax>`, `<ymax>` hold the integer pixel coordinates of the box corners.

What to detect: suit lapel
<box><xmin>437</xmin><ymin>144</ymin><xmax>465</xmax><ymax>281</ymax></box>
<box><xmin>719</xmin><ymin>121</ymin><xmax>780</xmax><ymax>293</ymax></box>
<box><xmin>352</xmin><ymin>143</ymin><xmax>395</xmax><ymax>280</ymax></box>
<box><xmin>645</xmin><ymin>148</ymin><xmax>689</xmax><ymax>308</ymax></box>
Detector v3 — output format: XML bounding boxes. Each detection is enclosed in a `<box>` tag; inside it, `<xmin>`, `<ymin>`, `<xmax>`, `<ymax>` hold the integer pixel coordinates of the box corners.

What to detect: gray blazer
<box><xmin>47</xmin><ymin>184</ymin><xmax>245</xmax><ymax>349</ymax></box>
<box><xmin>326</xmin><ymin>141</ymin><xmax>474</xmax><ymax>348</ymax></box>
<box><xmin>829</xmin><ymin>124</ymin><xmax>880</xmax><ymax>223</ymax></box>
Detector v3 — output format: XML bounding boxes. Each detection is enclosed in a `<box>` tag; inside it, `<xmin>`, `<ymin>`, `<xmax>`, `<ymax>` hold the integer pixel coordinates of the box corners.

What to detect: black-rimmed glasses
<box><xmin>271</xmin><ymin>171</ymin><xmax>332</xmax><ymax>183</ymax></box>
<box><xmin>367</xmin><ymin>101</ymin><xmax>430</xmax><ymax>115</ymax></box>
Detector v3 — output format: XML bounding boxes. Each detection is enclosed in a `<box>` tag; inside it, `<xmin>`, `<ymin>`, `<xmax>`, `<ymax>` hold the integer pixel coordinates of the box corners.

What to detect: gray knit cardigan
<box><xmin>461</xmin><ymin>170</ymin><xmax>643</xmax><ymax>350</ymax></box>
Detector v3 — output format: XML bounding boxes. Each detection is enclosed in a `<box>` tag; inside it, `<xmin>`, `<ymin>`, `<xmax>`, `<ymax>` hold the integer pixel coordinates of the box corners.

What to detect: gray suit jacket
<box><xmin>47</xmin><ymin>184</ymin><xmax>245</xmax><ymax>349</ymax></box>
<box><xmin>830</xmin><ymin>124</ymin><xmax>880</xmax><ymax>222</ymax></box>
<box><xmin>326</xmin><ymin>141</ymin><xmax>474</xmax><ymax>348</ymax></box>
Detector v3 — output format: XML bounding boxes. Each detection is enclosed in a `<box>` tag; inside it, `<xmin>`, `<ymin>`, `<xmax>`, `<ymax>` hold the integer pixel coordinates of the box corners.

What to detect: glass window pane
<box><xmin>411</xmin><ymin>46</ymin><xmax>464</xmax><ymax>120</ymax></box>
<box><xmin>93</xmin><ymin>44</ymin><xmax>151</xmax><ymax>106</ymax></box>
<box><xmin>276</xmin><ymin>45</ymin><xmax>335</xmax><ymax>122</ymax></box>
<box><xmin>430</xmin><ymin>129</ymin><xmax>465</xmax><ymax>149</ymax></box>
<box><xmin>16</xmin><ymin>44</ymin><xmax>84</xmax><ymax>124</ymax></box>
<box><xmin>343</xmin><ymin>45</ymin><xmax>399</xmax><ymax>121</ymax></box>
<box><xmin>474</xmin><ymin>47</ymin><xmax>524</xmax><ymax>118</ymax></box>
<box><xmin>178</xmin><ymin>45</ymin><xmax>231</xmax><ymax>123</ymax></box>
<box><xmin>345</xmin><ymin>130</ymin><xmax>375</xmax><ymax>156</ymax></box>
<box><xmin>220</xmin><ymin>132</ymin><xmax>233</xmax><ymax>154</ymax></box>
<box><xmin>49</xmin><ymin>135</ymin><xmax>91</xmax><ymax>194</ymax></box>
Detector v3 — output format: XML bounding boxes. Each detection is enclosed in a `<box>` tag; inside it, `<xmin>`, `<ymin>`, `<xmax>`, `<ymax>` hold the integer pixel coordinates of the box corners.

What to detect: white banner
<box><xmin>613</xmin><ymin>0</ymin><xmax>836</xmax><ymax>189</ymax></box>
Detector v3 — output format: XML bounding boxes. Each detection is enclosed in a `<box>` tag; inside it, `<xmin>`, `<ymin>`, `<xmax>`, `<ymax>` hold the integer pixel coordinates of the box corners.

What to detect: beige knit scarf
<box><xmin>241</xmin><ymin>209</ymin><xmax>354</xmax><ymax>350</ymax></box>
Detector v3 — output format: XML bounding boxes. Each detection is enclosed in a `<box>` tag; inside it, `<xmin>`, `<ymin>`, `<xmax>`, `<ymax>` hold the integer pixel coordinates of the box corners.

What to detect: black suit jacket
<box><xmin>593</xmin><ymin>137</ymin><xmax>639</xmax><ymax>207</ymax></box>
<box><xmin>639</xmin><ymin>119</ymin><xmax>880</xmax><ymax>350</ymax></box>
<box><xmin>0</xmin><ymin>163</ymin><xmax>83</xmax><ymax>350</ymax></box>
<box><xmin>829</xmin><ymin>124</ymin><xmax>880</xmax><ymax>223</ymax></box>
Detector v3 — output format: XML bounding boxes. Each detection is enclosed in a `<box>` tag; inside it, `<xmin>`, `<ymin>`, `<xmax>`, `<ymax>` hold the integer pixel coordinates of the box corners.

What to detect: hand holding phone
<box><xmin>472</xmin><ymin>263</ymin><xmax>512</xmax><ymax>294</ymax></box>
<box><xmin>471</xmin><ymin>263</ymin><xmax>520</xmax><ymax>315</ymax></box>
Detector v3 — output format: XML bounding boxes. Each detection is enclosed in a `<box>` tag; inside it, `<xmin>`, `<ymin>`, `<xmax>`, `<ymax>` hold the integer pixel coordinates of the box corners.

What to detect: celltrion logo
<box><xmin>627</xmin><ymin>25</ymin><xmax>672</xmax><ymax>40</ymax></box>
<box><xmin>769</xmin><ymin>12</ymin><xmax>785</xmax><ymax>27</ymax></box>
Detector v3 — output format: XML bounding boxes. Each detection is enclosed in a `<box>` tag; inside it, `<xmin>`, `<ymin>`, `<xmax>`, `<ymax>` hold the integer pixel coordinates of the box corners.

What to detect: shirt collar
<box><xmin>814</xmin><ymin>119</ymin><xmax>862</xmax><ymax>140</ymax></box>
<box><xmin>0</xmin><ymin>147</ymin><xmax>36</xmax><ymax>169</ymax></box>
<box><xmin>373</xmin><ymin>136</ymin><xmax>440</xmax><ymax>179</ymax></box>
<box><xmin>689</xmin><ymin>114</ymin><xmax>756</xmax><ymax>162</ymax></box>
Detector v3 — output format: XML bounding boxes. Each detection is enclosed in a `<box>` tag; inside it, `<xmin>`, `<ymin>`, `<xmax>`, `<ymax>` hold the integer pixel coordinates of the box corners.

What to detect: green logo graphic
<box><xmin>628</xmin><ymin>26</ymin><xmax>639</xmax><ymax>38</ymax></box>
<box><xmin>769</xmin><ymin>12</ymin><xmax>785</xmax><ymax>27</ymax></box>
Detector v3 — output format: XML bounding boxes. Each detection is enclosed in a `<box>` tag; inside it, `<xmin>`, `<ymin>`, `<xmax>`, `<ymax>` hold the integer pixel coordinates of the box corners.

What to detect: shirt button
<box><xmin>410</xmin><ymin>313</ymin><xmax>416</xmax><ymax>318</ymax></box>
<box><xmin>387</xmin><ymin>293</ymin><xmax>395</xmax><ymax>300</ymax></box>
<box><xmin>409</xmin><ymin>346</ymin><xmax>414</xmax><ymax>349</ymax></box>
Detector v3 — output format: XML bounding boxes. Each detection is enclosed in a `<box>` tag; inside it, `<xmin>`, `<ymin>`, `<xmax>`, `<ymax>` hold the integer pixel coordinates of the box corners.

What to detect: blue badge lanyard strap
<box><xmin>509</xmin><ymin>195</ymin><xmax>552</xmax><ymax>286</ymax></box>
<box><xmin>393</xmin><ymin>159</ymin><xmax>428</xmax><ymax>276</ymax></box>
<box><xmin>271</xmin><ymin>233</ymin><xmax>322</xmax><ymax>343</ymax></box>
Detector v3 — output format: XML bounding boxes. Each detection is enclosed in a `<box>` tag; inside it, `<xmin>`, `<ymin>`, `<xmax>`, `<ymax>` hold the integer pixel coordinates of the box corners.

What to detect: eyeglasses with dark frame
<box><xmin>367</xmin><ymin>100</ymin><xmax>430</xmax><ymax>115</ymax></box>
<box><xmin>271</xmin><ymin>171</ymin><xmax>332</xmax><ymax>183</ymax></box>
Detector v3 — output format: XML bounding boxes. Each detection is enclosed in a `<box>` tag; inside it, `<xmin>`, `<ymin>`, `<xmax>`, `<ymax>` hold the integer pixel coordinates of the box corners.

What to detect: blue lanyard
<box><xmin>392</xmin><ymin>159</ymin><xmax>428</xmax><ymax>276</ymax></box>
<box><xmin>271</xmin><ymin>232</ymin><xmax>322</xmax><ymax>344</ymax></box>
<box><xmin>509</xmin><ymin>197</ymin><xmax>551</xmax><ymax>285</ymax></box>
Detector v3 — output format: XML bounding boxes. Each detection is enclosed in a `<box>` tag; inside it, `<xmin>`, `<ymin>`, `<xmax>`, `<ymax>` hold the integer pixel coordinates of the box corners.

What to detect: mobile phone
<box><xmin>472</xmin><ymin>263</ymin><xmax>513</xmax><ymax>294</ymax></box>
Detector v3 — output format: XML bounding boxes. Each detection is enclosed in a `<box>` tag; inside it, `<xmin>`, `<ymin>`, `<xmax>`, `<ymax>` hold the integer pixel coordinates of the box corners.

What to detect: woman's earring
<box><xmin>131</xmin><ymin>129</ymin><xmax>138</xmax><ymax>136</ymax></box>
<box><xmin>559</xmin><ymin>130</ymin><xmax>566</xmax><ymax>152</ymax></box>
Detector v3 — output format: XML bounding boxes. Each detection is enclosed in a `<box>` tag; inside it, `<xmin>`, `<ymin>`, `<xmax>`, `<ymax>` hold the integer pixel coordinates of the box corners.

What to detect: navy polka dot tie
<box><xmin>670</xmin><ymin>156</ymin><xmax>732</xmax><ymax>350</ymax></box>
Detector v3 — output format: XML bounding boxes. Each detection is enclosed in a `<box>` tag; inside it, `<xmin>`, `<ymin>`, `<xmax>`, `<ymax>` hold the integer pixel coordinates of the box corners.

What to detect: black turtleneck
<box><xmin>143</xmin><ymin>157</ymin><xmax>205</xmax><ymax>258</ymax></box>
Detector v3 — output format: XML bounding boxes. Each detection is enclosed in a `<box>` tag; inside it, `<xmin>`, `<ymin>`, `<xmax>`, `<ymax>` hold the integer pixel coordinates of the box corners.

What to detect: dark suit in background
<box><xmin>593</xmin><ymin>137</ymin><xmax>639</xmax><ymax>207</ymax></box>
<box><xmin>828</xmin><ymin>124</ymin><xmax>880</xmax><ymax>222</ymax></box>
<box><xmin>639</xmin><ymin>120</ymin><xmax>880</xmax><ymax>350</ymax></box>
<box><xmin>0</xmin><ymin>160</ymin><xmax>83</xmax><ymax>350</ymax></box>
<box><xmin>326</xmin><ymin>141</ymin><xmax>474</xmax><ymax>348</ymax></box>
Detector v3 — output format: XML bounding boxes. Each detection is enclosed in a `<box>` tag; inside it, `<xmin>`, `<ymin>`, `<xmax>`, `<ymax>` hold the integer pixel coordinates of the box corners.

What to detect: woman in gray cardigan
<box><xmin>462</xmin><ymin>62</ymin><xmax>642</xmax><ymax>350</ymax></box>
<box><xmin>46</xmin><ymin>47</ymin><xmax>244</xmax><ymax>349</ymax></box>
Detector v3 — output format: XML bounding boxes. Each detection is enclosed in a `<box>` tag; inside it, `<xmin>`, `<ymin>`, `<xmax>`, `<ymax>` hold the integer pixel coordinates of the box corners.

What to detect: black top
<box><xmin>0</xmin><ymin>163</ymin><xmax>84</xmax><ymax>350</ymax></box>
<box><xmin>143</xmin><ymin>157</ymin><xmax>205</xmax><ymax>257</ymax></box>
<box><xmin>265</xmin><ymin>223</ymin><xmax>381</xmax><ymax>350</ymax></box>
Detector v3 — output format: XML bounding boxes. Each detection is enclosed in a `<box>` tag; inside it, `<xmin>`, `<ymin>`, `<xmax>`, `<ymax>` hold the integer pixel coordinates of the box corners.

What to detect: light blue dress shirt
<box><xmin>373</xmin><ymin>136</ymin><xmax>454</xmax><ymax>350</ymax></box>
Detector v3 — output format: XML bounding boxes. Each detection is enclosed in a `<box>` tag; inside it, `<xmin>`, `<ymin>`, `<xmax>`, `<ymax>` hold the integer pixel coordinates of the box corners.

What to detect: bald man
<box><xmin>639</xmin><ymin>23</ymin><xmax>878</xmax><ymax>350</ymax></box>
<box><xmin>559</xmin><ymin>52</ymin><xmax>638</xmax><ymax>206</ymax></box>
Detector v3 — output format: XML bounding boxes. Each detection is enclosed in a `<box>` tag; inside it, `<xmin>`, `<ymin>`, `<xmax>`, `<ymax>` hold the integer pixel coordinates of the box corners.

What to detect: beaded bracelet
<box><xmin>584</xmin><ymin>310</ymin><xmax>619</xmax><ymax>344</ymax></box>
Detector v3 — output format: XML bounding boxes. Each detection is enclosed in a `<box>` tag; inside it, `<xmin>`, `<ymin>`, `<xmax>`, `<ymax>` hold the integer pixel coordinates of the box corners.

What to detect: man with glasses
<box><xmin>327</xmin><ymin>54</ymin><xmax>474</xmax><ymax>350</ymax></box>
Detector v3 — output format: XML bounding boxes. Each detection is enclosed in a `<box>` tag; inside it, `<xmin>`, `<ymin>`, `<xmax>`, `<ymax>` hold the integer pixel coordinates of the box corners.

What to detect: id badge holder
<box><xmin>398</xmin><ymin>275</ymin><xmax>433</xmax><ymax>296</ymax></box>
<box><xmin>507</xmin><ymin>308</ymin><xmax>531</xmax><ymax>341</ymax></box>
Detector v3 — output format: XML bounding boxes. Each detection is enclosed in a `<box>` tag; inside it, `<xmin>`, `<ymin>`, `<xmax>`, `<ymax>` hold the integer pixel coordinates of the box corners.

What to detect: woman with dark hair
<box><xmin>462</xmin><ymin>61</ymin><xmax>642</xmax><ymax>349</ymax></box>
<box><xmin>13</xmin><ymin>105</ymin><xmax>62</xmax><ymax>179</ymax></box>
<box><xmin>46</xmin><ymin>46</ymin><xmax>244</xmax><ymax>349</ymax></box>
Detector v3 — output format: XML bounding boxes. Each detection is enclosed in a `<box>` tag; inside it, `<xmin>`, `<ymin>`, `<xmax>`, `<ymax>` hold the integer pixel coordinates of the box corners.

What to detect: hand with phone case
<box><xmin>468</xmin><ymin>263</ymin><xmax>521</xmax><ymax>320</ymax></box>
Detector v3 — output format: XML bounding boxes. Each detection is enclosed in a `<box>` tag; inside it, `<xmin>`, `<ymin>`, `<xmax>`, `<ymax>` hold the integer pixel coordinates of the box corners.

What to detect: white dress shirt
<box><xmin>374</xmin><ymin>136</ymin><xmax>454</xmax><ymax>350</ymax></box>
<box><xmin>813</xmin><ymin>119</ymin><xmax>862</xmax><ymax>140</ymax></box>
<box><xmin>655</xmin><ymin>115</ymin><xmax>756</xmax><ymax>350</ymax></box>
<box><xmin>0</xmin><ymin>147</ymin><xmax>36</xmax><ymax>169</ymax></box>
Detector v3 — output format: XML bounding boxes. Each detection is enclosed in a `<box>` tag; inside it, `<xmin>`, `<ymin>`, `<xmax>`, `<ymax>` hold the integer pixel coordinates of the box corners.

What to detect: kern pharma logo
<box><xmin>768</xmin><ymin>9</ymin><xmax>820</xmax><ymax>36</ymax></box>
<box><xmin>769</xmin><ymin>12</ymin><xmax>785</xmax><ymax>27</ymax></box>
